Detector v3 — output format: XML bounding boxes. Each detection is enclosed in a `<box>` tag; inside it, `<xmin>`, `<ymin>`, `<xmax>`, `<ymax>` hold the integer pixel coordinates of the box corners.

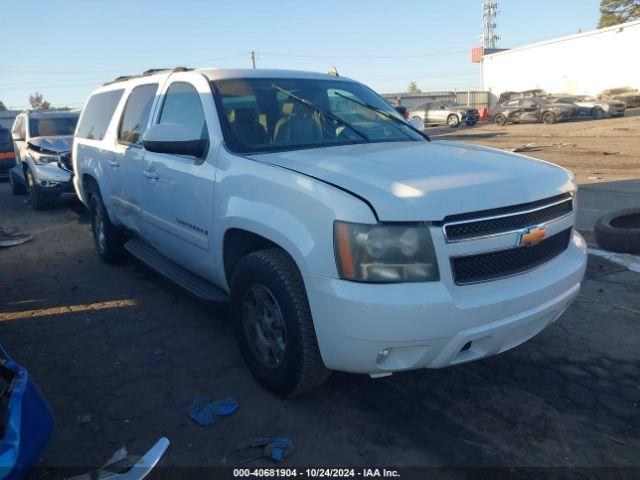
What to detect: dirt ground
<box><xmin>0</xmin><ymin>113</ymin><xmax>639</xmax><ymax>478</ymax></box>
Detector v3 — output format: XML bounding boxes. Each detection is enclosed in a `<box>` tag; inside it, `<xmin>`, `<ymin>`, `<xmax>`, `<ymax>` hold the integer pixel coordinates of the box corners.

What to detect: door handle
<box><xmin>108</xmin><ymin>159</ymin><xmax>120</xmax><ymax>168</ymax></box>
<box><xmin>143</xmin><ymin>169</ymin><xmax>159</xmax><ymax>180</ymax></box>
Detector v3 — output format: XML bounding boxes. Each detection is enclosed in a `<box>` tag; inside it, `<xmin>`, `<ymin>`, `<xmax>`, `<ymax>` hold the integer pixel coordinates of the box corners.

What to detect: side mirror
<box><xmin>143</xmin><ymin>123</ymin><xmax>207</xmax><ymax>157</ymax></box>
<box><xmin>12</xmin><ymin>131</ymin><xmax>24</xmax><ymax>142</ymax></box>
<box><xmin>409</xmin><ymin>117</ymin><xmax>424</xmax><ymax>130</ymax></box>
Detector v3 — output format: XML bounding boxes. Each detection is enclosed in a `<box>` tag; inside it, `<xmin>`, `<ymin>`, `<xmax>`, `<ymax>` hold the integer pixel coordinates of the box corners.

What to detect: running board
<box><xmin>124</xmin><ymin>238</ymin><xmax>229</xmax><ymax>302</ymax></box>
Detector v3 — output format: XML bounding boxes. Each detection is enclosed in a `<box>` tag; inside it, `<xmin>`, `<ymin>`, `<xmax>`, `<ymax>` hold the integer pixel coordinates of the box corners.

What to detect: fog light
<box><xmin>376</xmin><ymin>348</ymin><xmax>391</xmax><ymax>364</ymax></box>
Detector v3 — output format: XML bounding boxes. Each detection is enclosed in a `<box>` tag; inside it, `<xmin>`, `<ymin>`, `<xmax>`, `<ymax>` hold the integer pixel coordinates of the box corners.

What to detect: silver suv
<box><xmin>409</xmin><ymin>100</ymin><xmax>479</xmax><ymax>128</ymax></box>
<box><xmin>10</xmin><ymin>110</ymin><xmax>79</xmax><ymax>209</ymax></box>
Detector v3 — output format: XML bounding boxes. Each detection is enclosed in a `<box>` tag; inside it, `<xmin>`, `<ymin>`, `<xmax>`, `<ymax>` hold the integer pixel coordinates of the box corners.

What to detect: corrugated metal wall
<box><xmin>382</xmin><ymin>91</ymin><xmax>491</xmax><ymax>110</ymax></box>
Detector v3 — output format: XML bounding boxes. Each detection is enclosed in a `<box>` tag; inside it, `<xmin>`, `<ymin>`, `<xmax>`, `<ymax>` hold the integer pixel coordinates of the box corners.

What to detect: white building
<box><xmin>481</xmin><ymin>20</ymin><xmax>640</xmax><ymax>101</ymax></box>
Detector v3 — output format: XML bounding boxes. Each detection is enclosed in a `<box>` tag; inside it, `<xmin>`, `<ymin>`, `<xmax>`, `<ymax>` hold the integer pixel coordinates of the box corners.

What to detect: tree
<box><xmin>0</xmin><ymin>100</ymin><xmax>6</xmax><ymax>112</ymax></box>
<box><xmin>407</xmin><ymin>81</ymin><xmax>422</xmax><ymax>94</ymax></box>
<box><xmin>598</xmin><ymin>0</ymin><xmax>640</xmax><ymax>28</ymax></box>
<box><xmin>29</xmin><ymin>92</ymin><xmax>51</xmax><ymax>110</ymax></box>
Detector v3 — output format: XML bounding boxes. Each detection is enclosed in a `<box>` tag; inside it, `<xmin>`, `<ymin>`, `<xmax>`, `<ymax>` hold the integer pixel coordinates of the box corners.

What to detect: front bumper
<box><xmin>31</xmin><ymin>162</ymin><xmax>76</xmax><ymax>201</ymax></box>
<box><xmin>0</xmin><ymin>346</ymin><xmax>54</xmax><ymax>480</ymax></box>
<box><xmin>304</xmin><ymin>231</ymin><xmax>586</xmax><ymax>375</ymax></box>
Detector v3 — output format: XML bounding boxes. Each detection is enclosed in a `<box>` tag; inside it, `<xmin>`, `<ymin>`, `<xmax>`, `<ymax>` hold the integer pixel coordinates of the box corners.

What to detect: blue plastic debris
<box><xmin>237</xmin><ymin>436</ymin><xmax>295</xmax><ymax>462</ymax></box>
<box><xmin>153</xmin><ymin>348</ymin><xmax>165</xmax><ymax>357</ymax></box>
<box><xmin>187</xmin><ymin>395</ymin><xmax>238</xmax><ymax>426</ymax></box>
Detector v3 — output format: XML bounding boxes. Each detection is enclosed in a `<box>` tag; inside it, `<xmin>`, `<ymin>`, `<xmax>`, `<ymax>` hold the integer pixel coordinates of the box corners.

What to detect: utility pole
<box><xmin>250</xmin><ymin>51</ymin><xmax>256</xmax><ymax>69</ymax></box>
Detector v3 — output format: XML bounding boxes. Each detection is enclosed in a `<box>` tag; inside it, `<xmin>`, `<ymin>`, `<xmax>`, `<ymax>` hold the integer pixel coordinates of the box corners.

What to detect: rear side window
<box><xmin>159</xmin><ymin>82</ymin><xmax>207</xmax><ymax>140</ymax></box>
<box><xmin>118</xmin><ymin>84</ymin><xmax>158</xmax><ymax>146</ymax></box>
<box><xmin>77</xmin><ymin>89</ymin><xmax>124</xmax><ymax>141</ymax></box>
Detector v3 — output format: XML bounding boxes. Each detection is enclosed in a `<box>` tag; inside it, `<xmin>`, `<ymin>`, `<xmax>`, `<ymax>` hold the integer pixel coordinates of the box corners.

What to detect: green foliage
<box><xmin>598</xmin><ymin>0</ymin><xmax>640</xmax><ymax>28</ymax></box>
<box><xmin>0</xmin><ymin>100</ymin><xmax>7</xmax><ymax>112</ymax></box>
<box><xmin>29</xmin><ymin>92</ymin><xmax>51</xmax><ymax>110</ymax></box>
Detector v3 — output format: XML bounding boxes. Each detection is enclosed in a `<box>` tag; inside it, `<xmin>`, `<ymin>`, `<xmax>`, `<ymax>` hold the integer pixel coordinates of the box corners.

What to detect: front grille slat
<box><xmin>445</xmin><ymin>198</ymin><xmax>573</xmax><ymax>242</ymax></box>
<box><xmin>451</xmin><ymin>228</ymin><xmax>572</xmax><ymax>285</ymax></box>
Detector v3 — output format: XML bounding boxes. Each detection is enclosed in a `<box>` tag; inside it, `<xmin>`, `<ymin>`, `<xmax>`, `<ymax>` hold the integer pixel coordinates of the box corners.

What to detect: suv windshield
<box><xmin>213</xmin><ymin>78</ymin><xmax>423</xmax><ymax>154</ymax></box>
<box><xmin>29</xmin><ymin>115</ymin><xmax>78</xmax><ymax>137</ymax></box>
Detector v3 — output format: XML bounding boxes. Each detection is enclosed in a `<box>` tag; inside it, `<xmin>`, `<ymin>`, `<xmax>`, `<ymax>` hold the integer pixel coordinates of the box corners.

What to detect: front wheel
<box><xmin>89</xmin><ymin>192</ymin><xmax>126</xmax><ymax>263</ymax></box>
<box><xmin>26</xmin><ymin>169</ymin><xmax>47</xmax><ymax>210</ymax></box>
<box><xmin>542</xmin><ymin>111</ymin><xmax>556</xmax><ymax>124</ymax></box>
<box><xmin>231</xmin><ymin>249</ymin><xmax>331</xmax><ymax>397</ymax></box>
<box><xmin>447</xmin><ymin>114</ymin><xmax>460</xmax><ymax>128</ymax></box>
<box><xmin>591</xmin><ymin>107</ymin><xmax>605</xmax><ymax>119</ymax></box>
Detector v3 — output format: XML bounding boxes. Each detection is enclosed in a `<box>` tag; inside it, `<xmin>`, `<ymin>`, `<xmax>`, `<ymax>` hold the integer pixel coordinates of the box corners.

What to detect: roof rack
<box><xmin>103</xmin><ymin>67</ymin><xmax>190</xmax><ymax>86</ymax></box>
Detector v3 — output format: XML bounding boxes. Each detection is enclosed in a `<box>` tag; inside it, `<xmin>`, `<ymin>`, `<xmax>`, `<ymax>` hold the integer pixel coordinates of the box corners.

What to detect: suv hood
<box><xmin>27</xmin><ymin>135</ymin><xmax>73</xmax><ymax>154</ymax></box>
<box><xmin>251</xmin><ymin>141</ymin><xmax>574</xmax><ymax>221</ymax></box>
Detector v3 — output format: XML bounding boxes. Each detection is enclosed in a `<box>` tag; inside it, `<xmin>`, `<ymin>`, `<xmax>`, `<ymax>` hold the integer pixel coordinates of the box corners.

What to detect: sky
<box><xmin>0</xmin><ymin>0</ymin><xmax>601</xmax><ymax>110</ymax></box>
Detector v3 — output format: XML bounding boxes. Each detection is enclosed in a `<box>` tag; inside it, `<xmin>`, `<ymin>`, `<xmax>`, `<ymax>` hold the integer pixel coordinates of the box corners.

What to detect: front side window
<box><xmin>118</xmin><ymin>83</ymin><xmax>158</xmax><ymax>146</ymax></box>
<box><xmin>77</xmin><ymin>89</ymin><xmax>125</xmax><ymax>141</ymax></box>
<box><xmin>214</xmin><ymin>78</ymin><xmax>423</xmax><ymax>154</ymax></box>
<box><xmin>159</xmin><ymin>82</ymin><xmax>207</xmax><ymax>140</ymax></box>
<box><xmin>29</xmin><ymin>115</ymin><xmax>78</xmax><ymax>137</ymax></box>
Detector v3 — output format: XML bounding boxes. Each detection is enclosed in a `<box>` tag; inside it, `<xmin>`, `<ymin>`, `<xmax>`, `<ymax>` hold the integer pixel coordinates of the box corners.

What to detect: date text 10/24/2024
<box><xmin>233</xmin><ymin>468</ymin><xmax>401</xmax><ymax>478</ymax></box>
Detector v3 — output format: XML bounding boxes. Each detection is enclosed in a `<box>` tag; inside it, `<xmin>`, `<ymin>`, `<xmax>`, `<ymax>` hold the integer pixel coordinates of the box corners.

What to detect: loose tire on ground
<box><xmin>231</xmin><ymin>248</ymin><xmax>331</xmax><ymax>397</ymax></box>
<box><xmin>594</xmin><ymin>208</ymin><xmax>640</xmax><ymax>254</ymax></box>
<box><xmin>466</xmin><ymin>120</ymin><xmax>477</xmax><ymax>126</ymax></box>
<box><xmin>9</xmin><ymin>170</ymin><xmax>27</xmax><ymax>195</ymax></box>
<box><xmin>89</xmin><ymin>192</ymin><xmax>126</xmax><ymax>263</ymax></box>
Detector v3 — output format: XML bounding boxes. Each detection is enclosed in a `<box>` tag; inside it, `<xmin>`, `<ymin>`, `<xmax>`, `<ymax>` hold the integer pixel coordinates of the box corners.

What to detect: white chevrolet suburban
<box><xmin>73</xmin><ymin>68</ymin><xmax>587</xmax><ymax>396</ymax></box>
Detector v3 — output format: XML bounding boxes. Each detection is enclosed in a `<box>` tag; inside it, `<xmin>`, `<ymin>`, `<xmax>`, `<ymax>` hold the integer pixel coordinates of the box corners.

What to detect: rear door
<box><xmin>140</xmin><ymin>73</ymin><xmax>220</xmax><ymax>281</ymax></box>
<box><xmin>109</xmin><ymin>82</ymin><xmax>162</xmax><ymax>233</ymax></box>
<box><xmin>520</xmin><ymin>99</ymin><xmax>540</xmax><ymax>122</ymax></box>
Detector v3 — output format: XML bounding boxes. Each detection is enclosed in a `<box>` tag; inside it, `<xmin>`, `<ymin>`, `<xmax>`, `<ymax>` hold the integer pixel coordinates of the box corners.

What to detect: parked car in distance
<box><xmin>9</xmin><ymin>111</ymin><xmax>79</xmax><ymax>209</ymax></box>
<box><xmin>549</xmin><ymin>95</ymin><xmax>625</xmax><ymax>119</ymax></box>
<box><xmin>409</xmin><ymin>100</ymin><xmax>479</xmax><ymax>127</ymax></box>
<box><xmin>393</xmin><ymin>105</ymin><xmax>409</xmax><ymax>119</ymax></box>
<box><xmin>0</xmin><ymin>127</ymin><xmax>15</xmax><ymax>180</ymax></box>
<box><xmin>599</xmin><ymin>87</ymin><xmax>640</xmax><ymax>108</ymax></box>
<box><xmin>497</xmin><ymin>89</ymin><xmax>547</xmax><ymax>105</ymax></box>
<box><xmin>490</xmin><ymin>97</ymin><xmax>580</xmax><ymax>125</ymax></box>
<box><xmin>0</xmin><ymin>344</ymin><xmax>54</xmax><ymax>480</ymax></box>
<box><xmin>74</xmin><ymin>67</ymin><xmax>586</xmax><ymax>397</ymax></box>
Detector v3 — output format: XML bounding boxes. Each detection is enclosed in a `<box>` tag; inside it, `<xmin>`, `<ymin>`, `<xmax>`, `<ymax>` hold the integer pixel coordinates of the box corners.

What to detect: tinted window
<box><xmin>77</xmin><ymin>89</ymin><xmax>124</xmax><ymax>140</ymax></box>
<box><xmin>29</xmin><ymin>115</ymin><xmax>78</xmax><ymax>137</ymax></box>
<box><xmin>118</xmin><ymin>84</ymin><xmax>158</xmax><ymax>146</ymax></box>
<box><xmin>159</xmin><ymin>82</ymin><xmax>207</xmax><ymax>140</ymax></box>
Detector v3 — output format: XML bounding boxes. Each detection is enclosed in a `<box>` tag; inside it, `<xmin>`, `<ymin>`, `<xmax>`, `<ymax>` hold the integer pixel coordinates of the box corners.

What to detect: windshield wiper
<box><xmin>333</xmin><ymin>91</ymin><xmax>431</xmax><ymax>141</ymax></box>
<box><xmin>271</xmin><ymin>84</ymin><xmax>370</xmax><ymax>143</ymax></box>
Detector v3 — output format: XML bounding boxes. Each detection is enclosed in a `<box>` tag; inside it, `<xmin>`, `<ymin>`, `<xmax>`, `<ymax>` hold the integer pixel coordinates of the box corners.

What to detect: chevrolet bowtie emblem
<box><xmin>518</xmin><ymin>227</ymin><xmax>546</xmax><ymax>247</ymax></box>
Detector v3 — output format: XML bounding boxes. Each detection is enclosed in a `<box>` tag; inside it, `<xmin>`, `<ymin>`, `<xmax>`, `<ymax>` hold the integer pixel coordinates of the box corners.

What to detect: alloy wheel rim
<box><xmin>242</xmin><ymin>283</ymin><xmax>286</xmax><ymax>370</ymax></box>
<box><xmin>93</xmin><ymin>205</ymin><xmax>106</xmax><ymax>253</ymax></box>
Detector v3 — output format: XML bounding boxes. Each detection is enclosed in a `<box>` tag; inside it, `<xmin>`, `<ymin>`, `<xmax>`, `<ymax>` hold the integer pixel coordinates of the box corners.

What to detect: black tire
<box><xmin>231</xmin><ymin>248</ymin><xmax>331</xmax><ymax>397</ymax></box>
<box><xmin>494</xmin><ymin>114</ymin><xmax>507</xmax><ymax>126</ymax></box>
<box><xmin>447</xmin><ymin>114</ymin><xmax>460</xmax><ymax>128</ymax></box>
<box><xmin>594</xmin><ymin>208</ymin><xmax>640</xmax><ymax>254</ymax></box>
<box><xmin>89</xmin><ymin>192</ymin><xmax>126</xmax><ymax>263</ymax></box>
<box><xmin>466</xmin><ymin>121</ymin><xmax>477</xmax><ymax>126</ymax></box>
<box><xmin>542</xmin><ymin>111</ymin><xmax>556</xmax><ymax>124</ymax></box>
<box><xmin>25</xmin><ymin>169</ymin><xmax>47</xmax><ymax>210</ymax></box>
<box><xmin>591</xmin><ymin>107</ymin><xmax>605</xmax><ymax>120</ymax></box>
<box><xmin>9</xmin><ymin>170</ymin><xmax>27</xmax><ymax>195</ymax></box>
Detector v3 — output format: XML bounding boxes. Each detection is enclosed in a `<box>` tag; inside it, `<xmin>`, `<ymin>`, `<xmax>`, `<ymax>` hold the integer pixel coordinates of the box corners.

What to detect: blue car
<box><xmin>0</xmin><ymin>345</ymin><xmax>54</xmax><ymax>480</ymax></box>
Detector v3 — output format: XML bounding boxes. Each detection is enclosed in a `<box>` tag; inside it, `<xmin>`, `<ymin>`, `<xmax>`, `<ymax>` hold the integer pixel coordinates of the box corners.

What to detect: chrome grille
<box><xmin>443</xmin><ymin>194</ymin><xmax>573</xmax><ymax>242</ymax></box>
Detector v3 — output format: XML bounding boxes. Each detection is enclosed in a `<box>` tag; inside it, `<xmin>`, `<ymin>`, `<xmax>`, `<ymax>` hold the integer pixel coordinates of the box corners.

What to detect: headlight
<box><xmin>334</xmin><ymin>221</ymin><xmax>439</xmax><ymax>283</ymax></box>
<box><xmin>30</xmin><ymin>151</ymin><xmax>59</xmax><ymax>165</ymax></box>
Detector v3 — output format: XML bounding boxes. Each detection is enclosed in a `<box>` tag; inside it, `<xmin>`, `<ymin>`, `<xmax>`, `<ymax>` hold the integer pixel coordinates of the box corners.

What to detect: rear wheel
<box><xmin>542</xmin><ymin>111</ymin><xmax>556</xmax><ymax>124</ymax></box>
<box><xmin>9</xmin><ymin>170</ymin><xmax>27</xmax><ymax>195</ymax></box>
<box><xmin>231</xmin><ymin>248</ymin><xmax>331</xmax><ymax>397</ymax></box>
<box><xmin>89</xmin><ymin>192</ymin><xmax>126</xmax><ymax>263</ymax></box>
<box><xmin>591</xmin><ymin>107</ymin><xmax>605</xmax><ymax>119</ymax></box>
<box><xmin>494</xmin><ymin>113</ymin><xmax>507</xmax><ymax>126</ymax></box>
<box><xmin>447</xmin><ymin>114</ymin><xmax>460</xmax><ymax>128</ymax></box>
<box><xmin>26</xmin><ymin>169</ymin><xmax>47</xmax><ymax>210</ymax></box>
